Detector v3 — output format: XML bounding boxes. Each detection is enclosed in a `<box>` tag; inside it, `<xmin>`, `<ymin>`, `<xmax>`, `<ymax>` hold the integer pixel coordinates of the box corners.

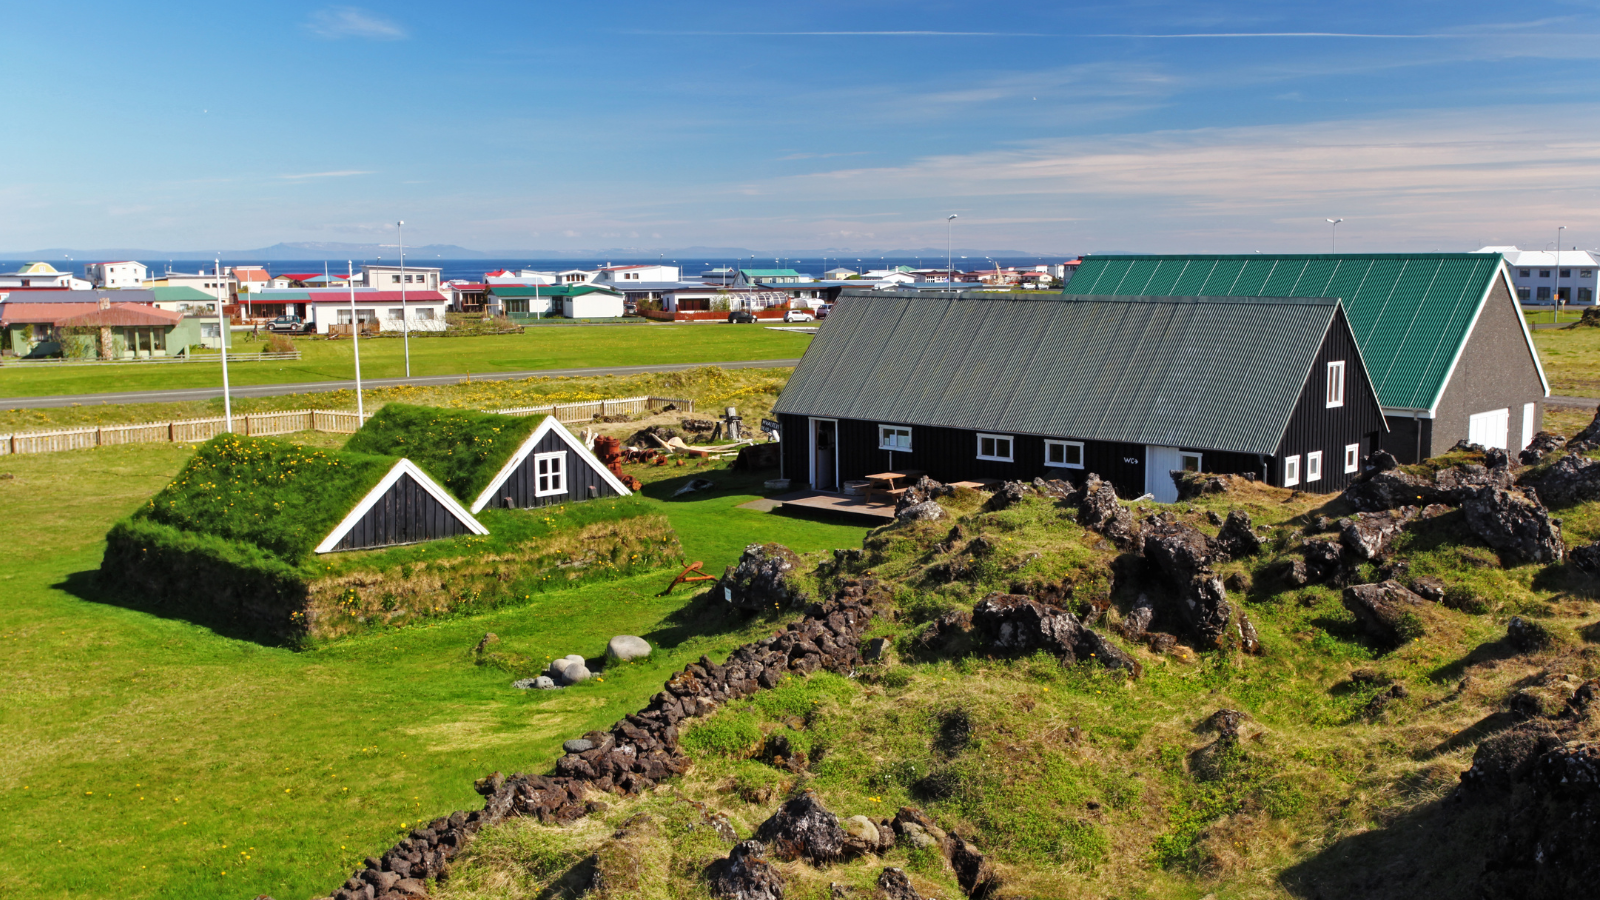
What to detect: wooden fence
<box><xmin>0</xmin><ymin>396</ymin><xmax>694</xmax><ymax>457</ymax></box>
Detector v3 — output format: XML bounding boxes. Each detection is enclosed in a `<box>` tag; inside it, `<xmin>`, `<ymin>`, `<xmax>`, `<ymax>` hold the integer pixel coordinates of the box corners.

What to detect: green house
<box><xmin>1064</xmin><ymin>253</ymin><xmax>1549</xmax><ymax>461</ymax></box>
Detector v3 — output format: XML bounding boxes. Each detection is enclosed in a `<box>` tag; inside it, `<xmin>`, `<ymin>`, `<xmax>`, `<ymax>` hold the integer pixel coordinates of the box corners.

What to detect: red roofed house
<box><xmin>304</xmin><ymin>290</ymin><xmax>449</xmax><ymax>335</ymax></box>
<box><xmin>2</xmin><ymin>298</ymin><xmax>194</xmax><ymax>359</ymax></box>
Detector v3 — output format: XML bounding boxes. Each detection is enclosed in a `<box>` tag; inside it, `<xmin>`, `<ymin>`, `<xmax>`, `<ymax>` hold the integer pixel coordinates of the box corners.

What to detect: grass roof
<box><xmin>137</xmin><ymin>434</ymin><xmax>396</xmax><ymax>560</ymax></box>
<box><xmin>343</xmin><ymin>403</ymin><xmax>541</xmax><ymax>502</ymax></box>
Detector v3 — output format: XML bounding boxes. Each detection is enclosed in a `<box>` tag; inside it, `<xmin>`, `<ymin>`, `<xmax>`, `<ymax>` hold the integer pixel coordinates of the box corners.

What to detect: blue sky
<box><xmin>6</xmin><ymin>1</ymin><xmax>1600</xmax><ymax>254</ymax></box>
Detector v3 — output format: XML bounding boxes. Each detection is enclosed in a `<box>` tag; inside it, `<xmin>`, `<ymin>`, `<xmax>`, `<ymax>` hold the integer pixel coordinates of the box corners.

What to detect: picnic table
<box><xmin>862</xmin><ymin>469</ymin><xmax>926</xmax><ymax>501</ymax></box>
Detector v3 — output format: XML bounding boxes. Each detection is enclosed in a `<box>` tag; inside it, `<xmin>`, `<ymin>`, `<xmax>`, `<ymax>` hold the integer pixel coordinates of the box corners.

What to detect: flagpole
<box><xmin>398</xmin><ymin>220</ymin><xmax>410</xmax><ymax>377</ymax></box>
<box><xmin>216</xmin><ymin>258</ymin><xmax>232</xmax><ymax>432</ymax></box>
<box><xmin>349</xmin><ymin>260</ymin><xmax>364</xmax><ymax>419</ymax></box>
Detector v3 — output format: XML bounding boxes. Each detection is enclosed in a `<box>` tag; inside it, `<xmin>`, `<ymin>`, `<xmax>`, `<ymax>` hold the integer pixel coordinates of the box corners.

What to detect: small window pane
<box><xmin>1344</xmin><ymin>443</ymin><xmax>1360</xmax><ymax>474</ymax></box>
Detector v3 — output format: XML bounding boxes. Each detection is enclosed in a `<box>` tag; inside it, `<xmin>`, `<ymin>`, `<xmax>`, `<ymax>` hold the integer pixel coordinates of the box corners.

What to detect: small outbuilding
<box><xmin>774</xmin><ymin>291</ymin><xmax>1387</xmax><ymax>501</ymax></box>
<box><xmin>345</xmin><ymin>404</ymin><xmax>631</xmax><ymax>513</ymax></box>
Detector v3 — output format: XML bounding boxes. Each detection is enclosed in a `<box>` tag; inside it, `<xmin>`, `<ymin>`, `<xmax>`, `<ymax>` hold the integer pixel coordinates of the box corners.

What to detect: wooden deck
<box><xmin>770</xmin><ymin>490</ymin><xmax>897</xmax><ymax>522</ymax></box>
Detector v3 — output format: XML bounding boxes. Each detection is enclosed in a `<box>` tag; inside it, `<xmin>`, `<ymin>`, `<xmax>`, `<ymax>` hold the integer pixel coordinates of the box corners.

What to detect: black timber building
<box><xmin>773</xmin><ymin>292</ymin><xmax>1386</xmax><ymax>501</ymax></box>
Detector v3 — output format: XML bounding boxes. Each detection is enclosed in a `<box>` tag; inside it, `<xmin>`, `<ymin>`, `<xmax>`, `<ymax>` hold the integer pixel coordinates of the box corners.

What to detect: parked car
<box><xmin>727</xmin><ymin>310</ymin><xmax>757</xmax><ymax>324</ymax></box>
<box><xmin>816</xmin><ymin>304</ymin><xmax>832</xmax><ymax>320</ymax></box>
<box><xmin>267</xmin><ymin>315</ymin><xmax>315</xmax><ymax>334</ymax></box>
<box><xmin>783</xmin><ymin>310</ymin><xmax>816</xmax><ymax>323</ymax></box>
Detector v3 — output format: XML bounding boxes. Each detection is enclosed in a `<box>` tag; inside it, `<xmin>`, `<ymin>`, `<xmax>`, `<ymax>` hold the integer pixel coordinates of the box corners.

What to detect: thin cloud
<box><xmin>305</xmin><ymin>7</ymin><xmax>407</xmax><ymax>41</ymax></box>
<box><xmin>278</xmin><ymin>170</ymin><xmax>373</xmax><ymax>180</ymax></box>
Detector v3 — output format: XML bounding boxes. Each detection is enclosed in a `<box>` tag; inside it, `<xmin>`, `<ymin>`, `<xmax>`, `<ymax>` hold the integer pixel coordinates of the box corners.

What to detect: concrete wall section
<box><xmin>1430</xmin><ymin>278</ymin><xmax>1546</xmax><ymax>454</ymax></box>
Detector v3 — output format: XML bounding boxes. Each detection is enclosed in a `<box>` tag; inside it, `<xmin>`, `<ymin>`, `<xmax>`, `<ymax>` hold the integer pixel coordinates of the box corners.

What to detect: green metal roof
<box><xmin>150</xmin><ymin>286</ymin><xmax>217</xmax><ymax>301</ymax></box>
<box><xmin>488</xmin><ymin>285</ymin><xmax>620</xmax><ymax>298</ymax></box>
<box><xmin>774</xmin><ymin>292</ymin><xmax>1352</xmax><ymax>456</ymax></box>
<box><xmin>1064</xmin><ymin>253</ymin><xmax>1508</xmax><ymax>411</ymax></box>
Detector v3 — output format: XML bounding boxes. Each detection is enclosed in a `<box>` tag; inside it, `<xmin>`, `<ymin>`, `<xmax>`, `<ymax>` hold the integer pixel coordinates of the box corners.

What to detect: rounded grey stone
<box><xmin>561</xmin><ymin>664</ymin><xmax>592</xmax><ymax>685</ymax></box>
<box><xmin>607</xmin><ymin>635</ymin><xmax>652</xmax><ymax>661</ymax></box>
<box><xmin>563</xmin><ymin>738</ymin><xmax>596</xmax><ymax>754</ymax></box>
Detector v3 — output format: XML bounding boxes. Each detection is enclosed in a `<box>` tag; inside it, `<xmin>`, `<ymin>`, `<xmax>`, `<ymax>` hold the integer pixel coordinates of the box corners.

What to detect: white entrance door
<box><xmin>1145</xmin><ymin>447</ymin><xmax>1202</xmax><ymax>503</ymax></box>
<box><xmin>1467</xmin><ymin>408</ymin><xmax>1510</xmax><ymax>450</ymax></box>
<box><xmin>1522</xmin><ymin>402</ymin><xmax>1536</xmax><ymax>450</ymax></box>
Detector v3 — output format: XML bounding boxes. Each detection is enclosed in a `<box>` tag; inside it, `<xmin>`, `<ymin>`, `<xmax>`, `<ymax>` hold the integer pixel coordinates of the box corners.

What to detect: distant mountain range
<box><xmin>0</xmin><ymin>242</ymin><xmax>1069</xmax><ymax>262</ymax></box>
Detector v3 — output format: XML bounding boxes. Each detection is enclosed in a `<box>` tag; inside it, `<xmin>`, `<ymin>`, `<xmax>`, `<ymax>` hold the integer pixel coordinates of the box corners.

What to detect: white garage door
<box><xmin>1468</xmin><ymin>408</ymin><xmax>1509</xmax><ymax>450</ymax></box>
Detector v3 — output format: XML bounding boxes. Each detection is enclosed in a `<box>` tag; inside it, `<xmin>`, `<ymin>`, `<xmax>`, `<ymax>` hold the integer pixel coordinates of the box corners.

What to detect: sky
<box><xmin>5</xmin><ymin>0</ymin><xmax>1600</xmax><ymax>255</ymax></box>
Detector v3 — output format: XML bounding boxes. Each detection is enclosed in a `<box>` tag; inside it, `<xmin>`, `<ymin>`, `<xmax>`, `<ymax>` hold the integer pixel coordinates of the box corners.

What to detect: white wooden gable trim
<box><xmin>1426</xmin><ymin>263</ymin><xmax>1550</xmax><ymax>415</ymax></box>
<box><xmin>469</xmin><ymin>416</ymin><xmax>632</xmax><ymax>513</ymax></box>
<box><xmin>315</xmin><ymin>458</ymin><xmax>489</xmax><ymax>554</ymax></box>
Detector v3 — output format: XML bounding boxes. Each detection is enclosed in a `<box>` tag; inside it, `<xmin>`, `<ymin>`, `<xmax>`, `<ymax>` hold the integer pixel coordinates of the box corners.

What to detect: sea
<box><xmin>1</xmin><ymin>256</ymin><xmax>1065</xmax><ymax>283</ymax></box>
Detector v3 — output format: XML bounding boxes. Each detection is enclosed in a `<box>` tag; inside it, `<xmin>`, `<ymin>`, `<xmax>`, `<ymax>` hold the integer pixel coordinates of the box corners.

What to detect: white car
<box><xmin>783</xmin><ymin>310</ymin><xmax>816</xmax><ymax>323</ymax></box>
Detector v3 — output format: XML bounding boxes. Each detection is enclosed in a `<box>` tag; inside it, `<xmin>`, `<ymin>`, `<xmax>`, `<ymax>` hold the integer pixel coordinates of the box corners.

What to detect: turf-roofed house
<box><xmin>774</xmin><ymin>291</ymin><xmax>1386</xmax><ymax>502</ymax></box>
<box><xmin>1064</xmin><ymin>253</ymin><xmax>1549</xmax><ymax>461</ymax></box>
<box><xmin>343</xmin><ymin>403</ymin><xmax>631</xmax><ymax>512</ymax></box>
<box><xmin>102</xmin><ymin>435</ymin><xmax>487</xmax><ymax>642</ymax></box>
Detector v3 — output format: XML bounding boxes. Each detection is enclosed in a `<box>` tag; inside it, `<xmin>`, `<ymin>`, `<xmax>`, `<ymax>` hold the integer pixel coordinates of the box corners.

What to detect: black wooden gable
<box><xmin>472</xmin><ymin>417</ymin><xmax>631</xmax><ymax>512</ymax></box>
<box><xmin>332</xmin><ymin>471</ymin><xmax>473</xmax><ymax>551</ymax></box>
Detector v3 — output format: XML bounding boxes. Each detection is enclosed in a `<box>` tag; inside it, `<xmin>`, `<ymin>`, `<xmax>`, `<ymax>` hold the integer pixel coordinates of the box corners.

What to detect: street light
<box><xmin>947</xmin><ymin>214</ymin><xmax>958</xmax><ymax>287</ymax></box>
<box><xmin>1556</xmin><ymin>225</ymin><xmax>1567</xmax><ymax>324</ymax></box>
<box><xmin>214</xmin><ymin>259</ymin><xmax>232</xmax><ymax>432</ymax></box>
<box><xmin>1326</xmin><ymin>218</ymin><xmax>1343</xmax><ymax>253</ymax></box>
<box><xmin>398</xmin><ymin>220</ymin><xmax>411</xmax><ymax>378</ymax></box>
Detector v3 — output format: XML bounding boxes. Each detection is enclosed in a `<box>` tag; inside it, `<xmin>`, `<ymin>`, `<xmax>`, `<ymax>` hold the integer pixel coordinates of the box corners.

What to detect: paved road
<box><xmin>0</xmin><ymin>358</ymin><xmax>804</xmax><ymax>410</ymax></box>
<box><xmin>1549</xmin><ymin>395</ymin><xmax>1600</xmax><ymax>409</ymax></box>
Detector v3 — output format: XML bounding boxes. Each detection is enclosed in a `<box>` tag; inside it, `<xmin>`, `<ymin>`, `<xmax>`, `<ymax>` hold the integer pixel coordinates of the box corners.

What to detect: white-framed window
<box><xmin>1306</xmin><ymin>450</ymin><xmax>1323</xmax><ymax>482</ymax></box>
<box><xmin>1344</xmin><ymin>443</ymin><xmax>1360</xmax><ymax>474</ymax></box>
<box><xmin>391</xmin><ymin>274</ymin><xmax>402</xmax><ymax>283</ymax></box>
<box><xmin>387</xmin><ymin>308</ymin><xmax>404</xmax><ymax>320</ymax></box>
<box><xmin>1284</xmin><ymin>454</ymin><xmax>1301</xmax><ymax>487</ymax></box>
<box><xmin>1180</xmin><ymin>452</ymin><xmax>1202</xmax><ymax>474</ymax></box>
<box><xmin>977</xmin><ymin>433</ymin><xmax>1014</xmax><ymax>462</ymax></box>
<box><xmin>418</xmin><ymin>307</ymin><xmax>435</xmax><ymax>319</ymax></box>
<box><xmin>1326</xmin><ymin>360</ymin><xmax>1346</xmax><ymax>408</ymax></box>
<box><xmin>534</xmin><ymin>451</ymin><xmax>566</xmax><ymax>497</ymax></box>
<box><xmin>1045</xmin><ymin>439</ymin><xmax>1084</xmax><ymax>469</ymax></box>
<box><xmin>878</xmin><ymin>424</ymin><xmax>912</xmax><ymax>451</ymax></box>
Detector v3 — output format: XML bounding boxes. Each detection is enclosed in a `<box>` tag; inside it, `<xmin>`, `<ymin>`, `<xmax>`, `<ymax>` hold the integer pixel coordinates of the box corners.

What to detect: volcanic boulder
<box><xmin>1462</xmin><ymin>486</ymin><xmax>1564</xmax><ymax>563</ymax></box>
<box><xmin>1520</xmin><ymin>431</ymin><xmax>1566</xmax><ymax>466</ymax></box>
<box><xmin>1078</xmin><ymin>475</ymin><xmax>1140</xmax><ymax>548</ymax></box>
<box><xmin>1524</xmin><ymin>453</ymin><xmax>1600</xmax><ymax>507</ymax></box>
<box><xmin>721</xmin><ymin>543</ymin><xmax>811</xmax><ymax>611</ymax></box>
<box><xmin>1341</xmin><ymin>581</ymin><xmax>1428</xmax><ymax>648</ymax></box>
<box><xmin>1209</xmin><ymin>509</ymin><xmax>1262</xmax><ymax>561</ymax></box>
<box><xmin>1143</xmin><ymin>518</ymin><xmax>1233</xmax><ymax>645</ymax></box>
<box><xmin>753</xmin><ymin>792</ymin><xmax>847</xmax><ymax>865</ymax></box>
<box><xmin>707</xmin><ymin>840</ymin><xmax>785</xmax><ymax>900</ymax></box>
<box><xmin>1338</xmin><ymin>507</ymin><xmax>1419</xmax><ymax>560</ymax></box>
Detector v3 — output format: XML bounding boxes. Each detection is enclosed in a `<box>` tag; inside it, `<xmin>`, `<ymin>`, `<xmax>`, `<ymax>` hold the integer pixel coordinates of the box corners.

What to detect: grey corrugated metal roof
<box><xmin>773</xmin><ymin>291</ymin><xmax>1345</xmax><ymax>456</ymax></box>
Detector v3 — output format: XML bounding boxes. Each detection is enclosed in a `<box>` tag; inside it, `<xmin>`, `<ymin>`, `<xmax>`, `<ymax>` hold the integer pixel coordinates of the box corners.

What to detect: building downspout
<box><xmin>1258</xmin><ymin>454</ymin><xmax>1270</xmax><ymax>485</ymax></box>
<box><xmin>1415</xmin><ymin>411</ymin><xmax>1422</xmax><ymax>464</ymax></box>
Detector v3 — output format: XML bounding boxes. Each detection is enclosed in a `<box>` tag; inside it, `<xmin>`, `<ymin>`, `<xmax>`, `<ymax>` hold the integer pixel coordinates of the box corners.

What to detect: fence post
<box><xmin>96</xmin><ymin>427</ymin><xmax>103</xmax><ymax>447</ymax></box>
<box><xmin>168</xmin><ymin>422</ymin><xmax>175</xmax><ymax>443</ymax></box>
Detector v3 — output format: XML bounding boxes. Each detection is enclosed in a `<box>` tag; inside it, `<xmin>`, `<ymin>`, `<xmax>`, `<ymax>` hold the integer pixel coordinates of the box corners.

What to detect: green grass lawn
<box><xmin>0</xmin><ymin>439</ymin><xmax>865</xmax><ymax>900</ymax></box>
<box><xmin>0</xmin><ymin>324</ymin><xmax>811</xmax><ymax>399</ymax></box>
<box><xmin>1531</xmin><ymin>324</ymin><xmax>1600</xmax><ymax>397</ymax></box>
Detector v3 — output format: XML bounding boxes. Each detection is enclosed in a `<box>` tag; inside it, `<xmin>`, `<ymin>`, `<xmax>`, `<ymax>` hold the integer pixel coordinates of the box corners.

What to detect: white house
<box><xmin>304</xmin><ymin>289</ymin><xmax>449</xmax><ymax>333</ymax></box>
<box><xmin>563</xmin><ymin>289</ymin><xmax>625</xmax><ymax>319</ymax></box>
<box><xmin>822</xmin><ymin>267</ymin><xmax>858</xmax><ymax>280</ymax></box>
<box><xmin>556</xmin><ymin>269</ymin><xmax>598</xmax><ymax>285</ymax></box>
<box><xmin>1479</xmin><ymin>246</ymin><xmax>1599</xmax><ymax>305</ymax></box>
<box><xmin>595</xmin><ymin>264</ymin><xmax>680</xmax><ymax>283</ymax></box>
<box><xmin>484</xmin><ymin>269</ymin><xmax>556</xmax><ymax>286</ymax></box>
<box><xmin>360</xmin><ymin>264</ymin><xmax>441</xmax><ymax>292</ymax></box>
<box><xmin>84</xmin><ymin>260</ymin><xmax>149</xmax><ymax>289</ymax></box>
<box><xmin>0</xmin><ymin>262</ymin><xmax>90</xmax><ymax>290</ymax></box>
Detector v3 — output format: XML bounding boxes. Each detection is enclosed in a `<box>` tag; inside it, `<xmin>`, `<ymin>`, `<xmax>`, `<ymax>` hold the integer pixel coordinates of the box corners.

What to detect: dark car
<box><xmin>727</xmin><ymin>310</ymin><xmax>757</xmax><ymax>324</ymax></box>
<box><xmin>267</xmin><ymin>315</ymin><xmax>315</xmax><ymax>334</ymax></box>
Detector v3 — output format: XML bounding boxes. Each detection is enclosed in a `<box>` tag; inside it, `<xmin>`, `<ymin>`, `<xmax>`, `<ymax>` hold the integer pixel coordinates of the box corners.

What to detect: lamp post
<box><xmin>214</xmin><ymin>259</ymin><xmax>232</xmax><ymax>432</ymax></box>
<box><xmin>348</xmin><ymin>261</ymin><xmax>365</xmax><ymax>419</ymax></box>
<box><xmin>946</xmin><ymin>214</ymin><xmax>958</xmax><ymax>287</ymax></box>
<box><xmin>398</xmin><ymin>220</ymin><xmax>410</xmax><ymax>378</ymax></box>
<box><xmin>1326</xmin><ymin>218</ymin><xmax>1343</xmax><ymax>253</ymax></box>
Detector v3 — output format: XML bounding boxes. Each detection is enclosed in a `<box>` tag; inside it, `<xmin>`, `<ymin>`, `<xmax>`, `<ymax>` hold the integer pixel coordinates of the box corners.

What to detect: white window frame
<box><xmin>878</xmin><ymin>424</ymin><xmax>912</xmax><ymax>451</ymax></box>
<box><xmin>976</xmin><ymin>433</ymin><xmax>1014</xmax><ymax>462</ymax></box>
<box><xmin>1306</xmin><ymin>450</ymin><xmax>1323</xmax><ymax>483</ymax></box>
<box><xmin>1284</xmin><ymin>454</ymin><xmax>1301</xmax><ymax>487</ymax></box>
<box><xmin>533</xmin><ymin>451</ymin><xmax>566</xmax><ymax>497</ymax></box>
<box><xmin>1179</xmin><ymin>451</ymin><xmax>1202</xmax><ymax>474</ymax></box>
<box><xmin>1044</xmin><ymin>439</ymin><xmax>1084</xmax><ymax>469</ymax></box>
<box><xmin>1326</xmin><ymin>360</ymin><xmax>1346</xmax><ymax>408</ymax></box>
<box><xmin>1344</xmin><ymin>443</ymin><xmax>1360</xmax><ymax>474</ymax></box>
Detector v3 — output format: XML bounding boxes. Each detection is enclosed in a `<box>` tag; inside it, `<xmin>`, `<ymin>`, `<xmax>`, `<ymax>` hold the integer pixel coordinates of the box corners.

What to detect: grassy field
<box><xmin>0</xmin><ymin>324</ymin><xmax>810</xmax><ymax>399</ymax></box>
<box><xmin>1530</xmin><ymin>324</ymin><xmax>1600</xmax><ymax>397</ymax></box>
<box><xmin>0</xmin><ymin>365</ymin><xmax>793</xmax><ymax>436</ymax></box>
<box><xmin>0</xmin><ymin>437</ymin><xmax>867</xmax><ymax>900</ymax></box>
